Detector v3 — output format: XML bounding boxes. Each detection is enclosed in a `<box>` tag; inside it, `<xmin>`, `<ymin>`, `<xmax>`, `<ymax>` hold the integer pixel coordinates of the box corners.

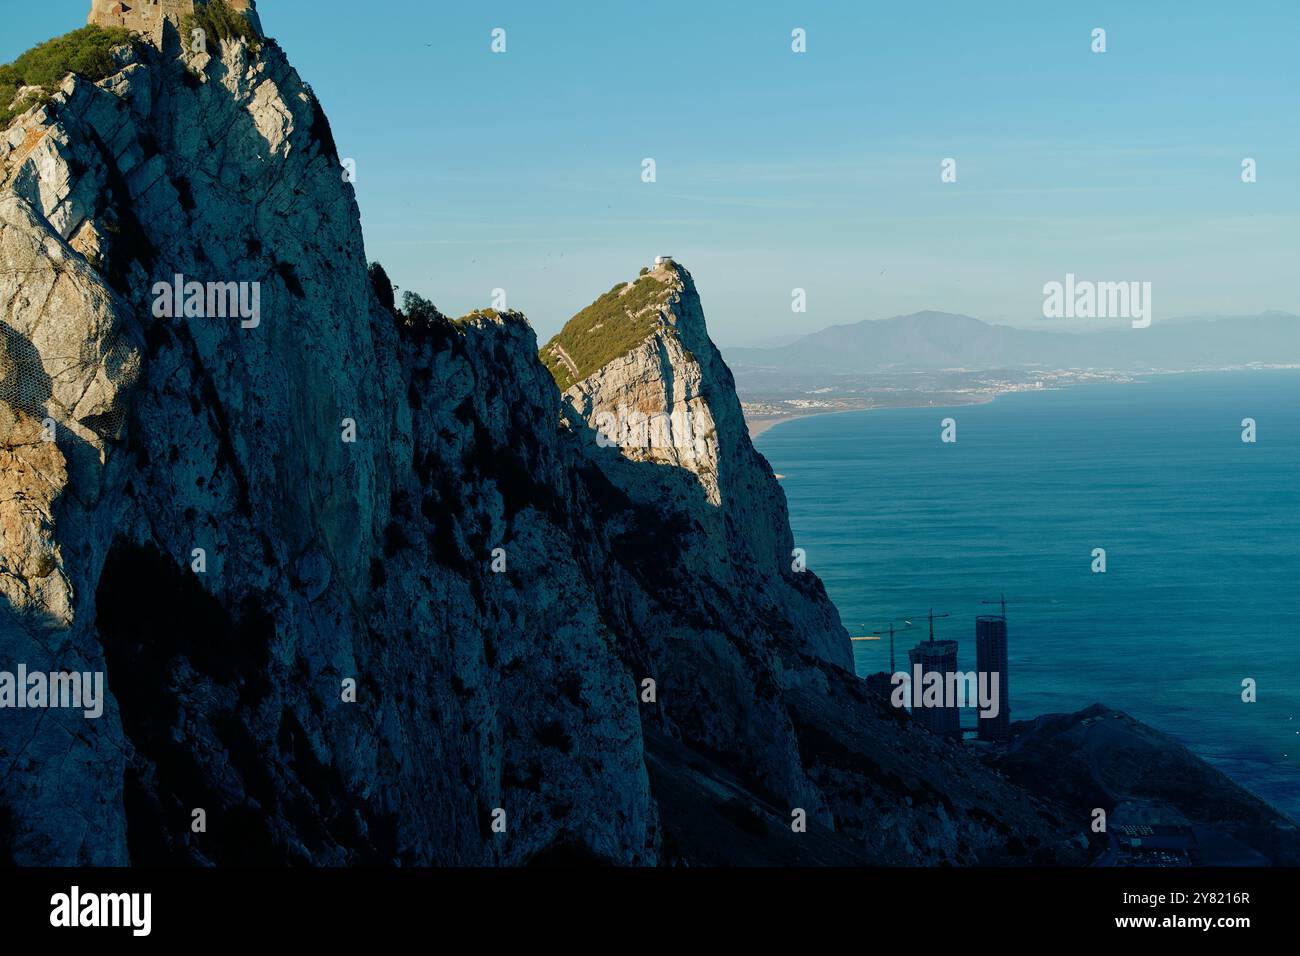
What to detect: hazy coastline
<box><xmin>746</xmin><ymin>394</ymin><xmax>997</xmax><ymax>439</ymax></box>
<box><xmin>743</xmin><ymin>365</ymin><xmax>1300</xmax><ymax>439</ymax></box>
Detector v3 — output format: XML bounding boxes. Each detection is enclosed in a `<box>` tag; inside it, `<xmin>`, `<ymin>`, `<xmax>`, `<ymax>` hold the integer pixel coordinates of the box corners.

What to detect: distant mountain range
<box><xmin>725</xmin><ymin>311</ymin><xmax>1300</xmax><ymax>373</ymax></box>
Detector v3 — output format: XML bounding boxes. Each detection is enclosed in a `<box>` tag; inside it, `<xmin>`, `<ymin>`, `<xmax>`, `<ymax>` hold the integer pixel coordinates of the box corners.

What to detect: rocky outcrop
<box><xmin>994</xmin><ymin>704</ymin><xmax>1300</xmax><ymax>866</ymax></box>
<box><xmin>1</xmin><ymin>26</ymin><xmax>391</xmax><ymax>865</ymax></box>
<box><xmin>552</xmin><ymin>263</ymin><xmax>852</xmax><ymax>671</ymax></box>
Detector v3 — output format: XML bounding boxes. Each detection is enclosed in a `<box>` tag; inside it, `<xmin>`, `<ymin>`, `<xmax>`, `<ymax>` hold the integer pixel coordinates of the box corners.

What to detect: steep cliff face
<box><xmin>546</xmin><ymin>262</ymin><xmax>852</xmax><ymax>673</ymax></box>
<box><xmin>0</xmin><ymin>23</ymin><xmax>1095</xmax><ymax>867</ymax></box>
<box><xmin>2</xmin><ymin>30</ymin><xmax>390</xmax><ymax>864</ymax></box>
<box><xmin>0</xmin><ymin>31</ymin><xmax>664</xmax><ymax>865</ymax></box>
<box><xmin>540</xmin><ymin>263</ymin><xmax>862</xmax><ymax>823</ymax></box>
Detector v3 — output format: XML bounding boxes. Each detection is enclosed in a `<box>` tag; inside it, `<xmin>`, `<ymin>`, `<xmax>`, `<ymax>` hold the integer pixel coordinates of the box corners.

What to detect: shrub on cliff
<box><xmin>540</xmin><ymin>274</ymin><xmax>668</xmax><ymax>390</ymax></box>
<box><xmin>368</xmin><ymin>262</ymin><xmax>396</xmax><ymax>312</ymax></box>
<box><xmin>398</xmin><ymin>291</ymin><xmax>452</xmax><ymax>343</ymax></box>
<box><xmin>183</xmin><ymin>0</ymin><xmax>262</xmax><ymax>54</ymax></box>
<box><xmin>1</xmin><ymin>25</ymin><xmax>133</xmax><ymax>126</ymax></box>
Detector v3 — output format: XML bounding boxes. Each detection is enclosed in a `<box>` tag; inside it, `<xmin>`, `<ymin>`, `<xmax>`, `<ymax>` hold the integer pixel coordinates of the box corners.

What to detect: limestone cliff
<box><xmin>0</xmin><ymin>18</ymin><xmax>1112</xmax><ymax>867</ymax></box>
<box><xmin>545</xmin><ymin>262</ymin><xmax>852</xmax><ymax>673</ymax></box>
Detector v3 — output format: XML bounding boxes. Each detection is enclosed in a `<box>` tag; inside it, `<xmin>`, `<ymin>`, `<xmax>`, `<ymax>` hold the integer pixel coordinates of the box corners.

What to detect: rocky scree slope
<box><xmin>0</xmin><ymin>27</ymin><xmax>1091</xmax><ymax>866</ymax></box>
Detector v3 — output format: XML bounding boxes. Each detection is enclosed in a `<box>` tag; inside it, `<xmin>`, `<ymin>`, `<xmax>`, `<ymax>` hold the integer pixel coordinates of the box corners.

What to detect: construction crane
<box><xmin>982</xmin><ymin>594</ymin><xmax>1008</xmax><ymax>619</ymax></box>
<box><xmin>925</xmin><ymin>608</ymin><xmax>950</xmax><ymax>643</ymax></box>
<box><xmin>850</xmin><ymin>619</ymin><xmax>917</xmax><ymax>674</ymax></box>
<box><xmin>980</xmin><ymin>595</ymin><xmax>1058</xmax><ymax>619</ymax></box>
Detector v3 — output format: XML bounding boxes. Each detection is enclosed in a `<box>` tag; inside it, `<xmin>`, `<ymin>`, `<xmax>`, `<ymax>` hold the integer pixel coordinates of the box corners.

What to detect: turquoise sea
<box><xmin>755</xmin><ymin>371</ymin><xmax>1300</xmax><ymax>821</ymax></box>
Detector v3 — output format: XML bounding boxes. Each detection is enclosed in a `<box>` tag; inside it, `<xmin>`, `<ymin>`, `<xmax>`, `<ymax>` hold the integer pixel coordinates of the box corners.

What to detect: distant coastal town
<box><xmin>741</xmin><ymin>368</ymin><xmax>1138</xmax><ymax>437</ymax></box>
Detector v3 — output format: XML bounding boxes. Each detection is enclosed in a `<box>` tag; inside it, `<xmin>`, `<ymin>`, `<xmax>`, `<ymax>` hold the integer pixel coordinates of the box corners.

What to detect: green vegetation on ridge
<box><xmin>0</xmin><ymin>26</ymin><xmax>134</xmax><ymax>127</ymax></box>
<box><xmin>540</xmin><ymin>273</ymin><xmax>671</xmax><ymax>390</ymax></box>
<box><xmin>182</xmin><ymin>0</ymin><xmax>262</xmax><ymax>54</ymax></box>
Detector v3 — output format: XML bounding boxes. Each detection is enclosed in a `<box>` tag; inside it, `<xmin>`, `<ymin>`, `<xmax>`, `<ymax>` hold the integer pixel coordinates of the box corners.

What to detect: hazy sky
<box><xmin>7</xmin><ymin>1</ymin><xmax>1299</xmax><ymax>345</ymax></box>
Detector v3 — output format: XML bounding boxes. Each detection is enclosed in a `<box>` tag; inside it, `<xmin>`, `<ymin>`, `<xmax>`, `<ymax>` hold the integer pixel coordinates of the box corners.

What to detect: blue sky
<box><xmin>7</xmin><ymin>1</ymin><xmax>1299</xmax><ymax>344</ymax></box>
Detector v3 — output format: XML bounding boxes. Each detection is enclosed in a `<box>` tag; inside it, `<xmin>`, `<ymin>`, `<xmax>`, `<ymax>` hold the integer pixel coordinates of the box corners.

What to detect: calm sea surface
<box><xmin>755</xmin><ymin>371</ymin><xmax>1300</xmax><ymax>820</ymax></box>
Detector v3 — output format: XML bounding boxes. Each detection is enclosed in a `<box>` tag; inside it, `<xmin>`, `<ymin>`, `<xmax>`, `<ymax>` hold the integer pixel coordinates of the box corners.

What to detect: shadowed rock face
<box><xmin>994</xmin><ymin>704</ymin><xmax>1300</xmax><ymax>866</ymax></box>
<box><xmin>1</xmin><ymin>22</ymin><xmax>1267</xmax><ymax>869</ymax></box>
<box><xmin>0</xmin><ymin>31</ymin><xmax>661</xmax><ymax>865</ymax></box>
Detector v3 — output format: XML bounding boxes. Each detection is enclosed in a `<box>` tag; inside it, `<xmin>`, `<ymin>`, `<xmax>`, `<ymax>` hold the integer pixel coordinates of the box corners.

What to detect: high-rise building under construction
<box><xmin>975</xmin><ymin>614</ymin><xmax>1010</xmax><ymax>741</ymax></box>
<box><xmin>907</xmin><ymin>639</ymin><xmax>961</xmax><ymax>738</ymax></box>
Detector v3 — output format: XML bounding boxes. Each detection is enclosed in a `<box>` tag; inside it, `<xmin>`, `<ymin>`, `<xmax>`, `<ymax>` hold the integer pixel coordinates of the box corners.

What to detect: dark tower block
<box><xmin>908</xmin><ymin>639</ymin><xmax>961</xmax><ymax>738</ymax></box>
<box><xmin>975</xmin><ymin>615</ymin><xmax>1010</xmax><ymax>741</ymax></box>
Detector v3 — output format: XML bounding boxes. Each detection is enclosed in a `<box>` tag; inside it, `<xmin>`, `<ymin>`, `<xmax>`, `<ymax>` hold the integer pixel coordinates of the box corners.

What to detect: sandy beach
<box><xmin>746</xmin><ymin>414</ymin><xmax>820</xmax><ymax>439</ymax></box>
<box><xmin>746</xmin><ymin>406</ymin><xmax>878</xmax><ymax>440</ymax></box>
